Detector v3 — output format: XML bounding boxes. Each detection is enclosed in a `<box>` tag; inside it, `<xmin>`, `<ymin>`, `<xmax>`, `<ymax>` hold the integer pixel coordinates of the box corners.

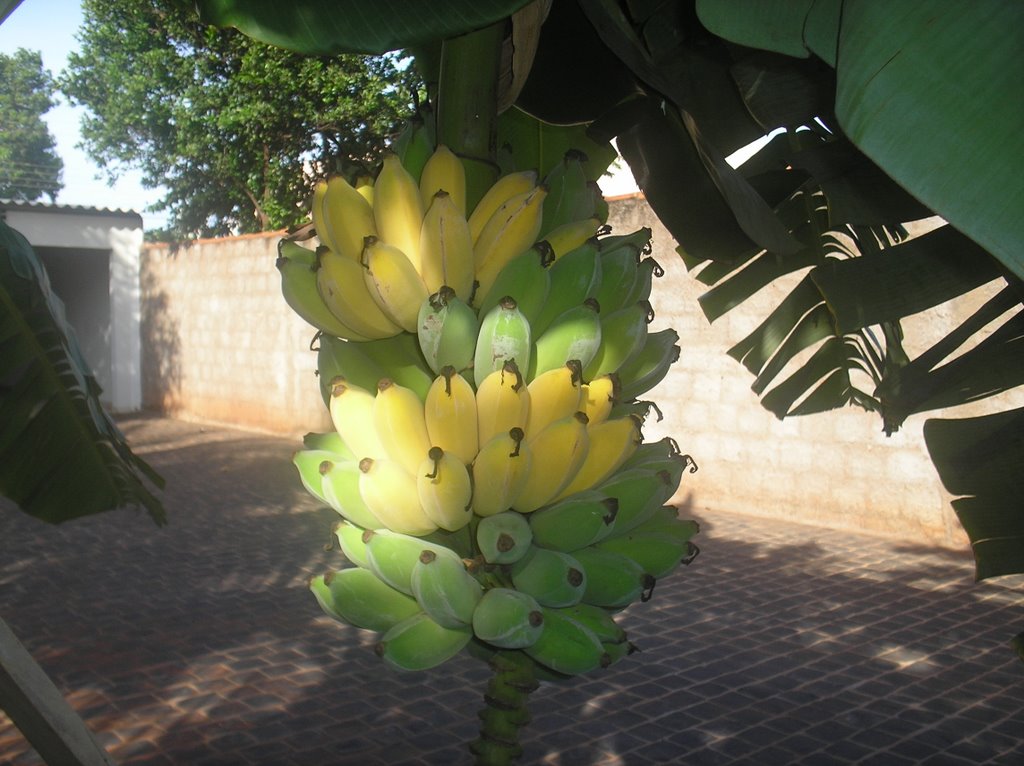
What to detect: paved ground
<box><xmin>1</xmin><ymin>415</ymin><xmax>1022</xmax><ymax>766</ymax></box>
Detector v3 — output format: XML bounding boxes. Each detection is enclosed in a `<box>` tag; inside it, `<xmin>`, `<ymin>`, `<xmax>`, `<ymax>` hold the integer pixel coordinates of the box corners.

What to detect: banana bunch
<box><xmin>286</xmin><ymin>138</ymin><xmax>697</xmax><ymax>679</ymax></box>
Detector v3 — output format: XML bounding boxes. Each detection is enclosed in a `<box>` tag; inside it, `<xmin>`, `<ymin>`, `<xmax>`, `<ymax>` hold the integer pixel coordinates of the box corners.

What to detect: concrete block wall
<box><xmin>139</xmin><ymin>197</ymin><xmax>1021</xmax><ymax>547</ymax></box>
<box><xmin>141</xmin><ymin>232</ymin><xmax>332</xmax><ymax>437</ymax></box>
<box><xmin>605</xmin><ymin>194</ymin><xmax>1021</xmax><ymax>548</ymax></box>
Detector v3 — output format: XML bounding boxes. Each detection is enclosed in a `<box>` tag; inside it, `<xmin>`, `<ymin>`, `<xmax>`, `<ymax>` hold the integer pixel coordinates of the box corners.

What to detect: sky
<box><xmin>0</xmin><ymin>0</ymin><xmax>170</xmax><ymax>230</ymax></box>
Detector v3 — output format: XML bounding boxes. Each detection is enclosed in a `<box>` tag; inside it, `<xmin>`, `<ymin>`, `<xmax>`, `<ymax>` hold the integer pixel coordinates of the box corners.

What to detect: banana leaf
<box><xmin>696</xmin><ymin>0</ymin><xmax>1024</xmax><ymax>281</ymax></box>
<box><xmin>195</xmin><ymin>0</ymin><xmax>534</xmax><ymax>54</ymax></box>
<box><xmin>0</xmin><ymin>0</ymin><xmax>23</xmax><ymax>25</ymax></box>
<box><xmin>0</xmin><ymin>222</ymin><xmax>165</xmax><ymax>525</ymax></box>
<box><xmin>925</xmin><ymin>407</ymin><xmax>1024</xmax><ymax>581</ymax></box>
<box><xmin>497</xmin><ymin>107</ymin><xmax>617</xmax><ymax>183</ymax></box>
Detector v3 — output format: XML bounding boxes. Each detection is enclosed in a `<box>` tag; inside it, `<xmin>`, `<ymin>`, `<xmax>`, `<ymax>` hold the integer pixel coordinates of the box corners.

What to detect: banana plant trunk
<box><xmin>431</xmin><ymin>23</ymin><xmax>537</xmax><ymax>764</ymax></box>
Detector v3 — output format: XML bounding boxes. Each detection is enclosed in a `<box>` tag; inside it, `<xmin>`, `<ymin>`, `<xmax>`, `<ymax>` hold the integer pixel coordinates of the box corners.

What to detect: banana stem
<box><xmin>436</xmin><ymin>21</ymin><xmax>505</xmax><ymax>213</ymax></box>
<box><xmin>470</xmin><ymin>651</ymin><xmax>538</xmax><ymax>765</ymax></box>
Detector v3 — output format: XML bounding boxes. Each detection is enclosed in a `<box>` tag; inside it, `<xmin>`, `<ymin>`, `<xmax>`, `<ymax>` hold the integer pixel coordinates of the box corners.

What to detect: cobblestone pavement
<box><xmin>1</xmin><ymin>415</ymin><xmax>1022</xmax><ymax>765</ymax></box>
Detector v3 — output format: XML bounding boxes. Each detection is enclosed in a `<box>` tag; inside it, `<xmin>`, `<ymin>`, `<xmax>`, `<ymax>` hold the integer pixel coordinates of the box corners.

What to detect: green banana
<box><xmin>417</xmin><ymin>287</ymin><xmax>479</xmax><ymax>376</ymax></box>
<box><xmin>309</xmin><ymin>568</ymin><xmax>420</xmax><ymax>633</ymax></box>
<box><xmin>530</xmin><ymin>241</ymin><xmax>602</xmax><ymax>337</ymax></box>
<box><xmin>509</xmin><ymin>547</ymin><xmax>587</xmax><ymax>608</ymax></box>
<box><xmin>562</xmin><ymin>603</ymin><xmax>627</xmax><ymax>645</ymax></box>
<box><xmin>302</xmin><ymin>430</ymin><xmax>355</xmax><ymax>458</ymax></box>
<box><xmin>583</xmin><ymin>300</ymin><xmax>653</xmax><ymax>381</ymax></box>
<box><xmin>476</xmin><ymin>510</ymin><xmax>534</xmax><ymax>564</ymax></box>
<box><xmin>292</xmin><ymin>449</ymin><xmax>337</xmax><ymax>506</ymax></box>
<box><xmin>528</xmin><ymin>490</ymin><xmax>619</xmax><ymax>552</ymax></box>
<box><xmin>277</xmin><ymin>240</ymin><xmax>364</xmax><ymax>339</ymax></box>
<box><xmin>361</xmin><ymin>527</ymin><xmax>464</xmax><ymax>595</ymax></box>
<box><xmin>595</xmin><ymin>467</ymin><xmax>677</xmax><ymax>533</ymax></box>
<box><xmin>333</xmin><ymin>520</ymin><xmax>372</xmax><ymax>568</ymax></box>
<box><xmin>317</xmin><ymin>334</ymin><xmax>386</xmax><ymax>405</ymax></box>
<box><xmin>474</xmin><ymin>297</ymin><xmax>532</xmax><ymax>388</ymax></box>
<box><xmin>540</xmin><ymin>149</ymin><xmax>594</xmax><ymax>237</ymax></box>
<box><xmin>593</xmin><ymin>244</ymin><xmax>639</xmax><ymax>316</ymax></box>
<box><xmin>524</xmin><ymin>607</ymin><xmax>607</xmax><ymax>676</ymax></box>
<box><xmin>475</xmin><ymin>242</ymin><xmax>554</xmax><ymax>324</ymax></box>
<box><xmin>471</xmin><ymin>587</ymin><xmax>545</xmax><ymax>649</ymax></box>
<box><xmin>410</xmin><ymin>549</ymin><xmax>482</xmax><ymax>628</ymax></box>
<box><xmin>594</xmin><ymin>529</ymin><xmax>697</xmax><ymax>579</ymax></box>
<box><xmin>391</xmin><ymin>108</ymin><xmax>436</xmax><ymax>183</ymax></box>
<box><xmin>356</xmin><ymin>332</ymin><xmax>434</xmax><ymax>402</ymax></box>
<box><xmin>624</xmin><ymin>257</ymin><xmax>664</xmax><ymax>307</ymax></box>
<box><xmin>571</xmin><ymin>547</ymin><xmax>654</xmax><ymax>610</ymax></box>
<box><xmin>531</xmin><ymin>299</ymin><xmax>602</xmax><ymax>379</ymax></box>
<box><xmin>319</xmin><ymin>458</ymin><xmax>386</xmax><ymax>530</ymax></box>
<box><xmin>596</xmin><ymin>227</ymin><xmax>652</xmax><ymax>256</ymax></box>
<box><xmin>617</xmin><ymin>328</ymin><xmax>681</xmax><ymax>401</ymax></box>
<box><xmin>376</xmin><ymin>612</ymin><xmax>472</xmax><ymax>671</ymax></box>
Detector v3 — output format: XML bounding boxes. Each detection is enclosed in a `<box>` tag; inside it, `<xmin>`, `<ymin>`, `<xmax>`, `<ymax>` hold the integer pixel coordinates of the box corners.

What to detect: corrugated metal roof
<box><xmin>0</xmin><ymin>199</ymin><xmax>143</xmax><ymax>224</ymax></box>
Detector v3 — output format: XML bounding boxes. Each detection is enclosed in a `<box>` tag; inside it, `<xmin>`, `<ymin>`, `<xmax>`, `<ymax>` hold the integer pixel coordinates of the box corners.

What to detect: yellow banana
<box><xmin>310</xmin><ymin>179</ymin><xmax>338</xmax><ymax>253</ymax></box>
<box><xmin>473</xmin><ymin>186</ymin><xmax>547</xmax><ymax>280</ymax></box>
<box><xmin>373</xmin><ymin>152</ymin><xmax>425</xmax><ymax>272</ymax></box>
<box><xmin>373</xmin><ymin>378</ymin><xmax>432</xmax><ymax>476</ymax></box>
<box><xmin>277</xmin><ymin>240</ymin><xmax>368</xmax><ymax>340</ymax></box>
<box><xmin>328</xmin><ymin>378</ymin><xmax>388</xmax><ymax>460</ymax></box>
<box><xmin>419</xmin><ymin>190</ymin><xmax>474</xmax><ymax>301</ymax></box>
<box><xmin>354</xmin><ymin>173</ymin><xmax>374</xmax><ymax>206</ymax></box>
<box><xmin>424</xmin><ymin>368</ymin><xmax>479</xmax><ymax>465</ymax></box>
<box><xmin>361</xmin><ymin>236</ymin><xmax>429</xmax><ymax>333</ymax></box>
<box><xmin>476</xmin><ymin>360</ymin><xmax>531</xmax><ymax>447</ymax></box>
<box><xmin>357</xmin><ymin>456</ymin><xmax>437</xmax><ymax>536</ymax></box>
<box><xmin>417</xmin><ymin>447</ymin><xmax>473</xmax><ymax>531</ymax></box>
<box><xmin>524</xmin><ymin>360</ymin><xmax>583</xmax><ymax>440</ymax></box>
<box><xmin>582</xmin><ymin>373</ymin><xmax>619</xmax><ymax>425</ymax></box>
<box><xmin>554</xmin><ymin>415</ymin><xmax>641</xmax><ymax>500</ymax></box>
<box><xmin>471</xmin><ymin>427</ymin><xmax>532</xmax><ymax>517</ymax></box>
<box><xmin>419</xmin><ymin>144</ymin><xmax>466</xmax><ymax>217</ymax></box>
<box><xmin>513</xmin><ymin>412</ymin><xmax>590</xmax><ymax>513</ymax></box>
<box><xmin>316</xmin><ymin>247</ymin><xmax>403</xmax><ymax>339</ymax></box>
<box><xmin>468</xmin><ymin>169</ymin><xmax>538</xmax><ymax>244</ymax></box>
<box><xmin>544</xmin><ymin>217</ymin><xmax>602</xmax><ymax>260</ymax></box>
<box><xmin>322</xmin><ymin>175</ymin><xmax>378</xmax><ymax>262</ymax></box>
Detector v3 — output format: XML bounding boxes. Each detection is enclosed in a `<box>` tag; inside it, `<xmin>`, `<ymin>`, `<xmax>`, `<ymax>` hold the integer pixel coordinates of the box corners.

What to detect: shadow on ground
<box><xmin>1</xmin><ymin>416</ymin><xmax>1021</xmax><ymax>765</ymax></box>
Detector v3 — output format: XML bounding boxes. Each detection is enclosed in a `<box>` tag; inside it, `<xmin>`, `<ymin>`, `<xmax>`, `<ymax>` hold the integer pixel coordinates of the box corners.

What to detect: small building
<box><xmin>0</xmin><ymin>200</ymin><xmax>144</xmax><ymax>413</ymax></box>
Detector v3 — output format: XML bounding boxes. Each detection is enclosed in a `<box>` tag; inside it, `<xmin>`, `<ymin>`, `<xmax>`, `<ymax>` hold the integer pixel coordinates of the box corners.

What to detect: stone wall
<box><xmin>140</xmin><ymin>198</ymin><xmax>1021</xmax><ymax>547</ymax></box>
<box><xmin>605</xmin><ymin>194</ymin><xmax>1021</xmax><ymax>548</ymax></box>
<box><xmin>141</xmin><ymin>232</ymin><xmax>332</xmax><ymax>436</ymax></box>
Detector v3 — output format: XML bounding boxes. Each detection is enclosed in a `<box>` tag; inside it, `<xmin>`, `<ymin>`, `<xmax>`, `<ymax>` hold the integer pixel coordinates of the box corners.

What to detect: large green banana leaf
<box><xmin>695</xmin><ymin>0</ymin><xmax>1024</xmax><ymax>281</ymax></box>
<box><xmin>0</xmin><ymin>221</ymin><xmax>165</xmax><ymax>525</ymax></box>
<box><xmin>195</xmin><ymin>0</ymin><xmax>534</xmax><ymax>55</ymax></box>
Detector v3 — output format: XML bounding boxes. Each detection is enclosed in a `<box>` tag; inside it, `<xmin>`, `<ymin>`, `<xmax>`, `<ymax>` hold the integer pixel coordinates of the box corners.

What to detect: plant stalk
<box><xmin>436</xmin><ymin>21</ymin><xmax>505</xmax><ymax>212</ymax></box>
<box><xmin>469</xmin><ymin>650</ymin><xmax>538</xmax><ymax>766</ymax></box>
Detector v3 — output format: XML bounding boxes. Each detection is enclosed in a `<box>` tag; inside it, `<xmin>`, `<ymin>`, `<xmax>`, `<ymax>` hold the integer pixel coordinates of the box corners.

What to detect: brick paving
<box><xmin>1</xmin><ymin>414</ymin><xmax>1021</xmax><ymax>765</ymax></box>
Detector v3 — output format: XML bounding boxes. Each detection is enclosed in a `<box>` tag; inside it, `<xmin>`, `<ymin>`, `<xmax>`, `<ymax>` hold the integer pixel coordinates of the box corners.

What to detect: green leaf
<box><xmin>759</xmin><ymin>337</ymin><xmax>862</xmax><ymax>418</ymax></box>
<box><xmin>834</xmin><ymin>1</ymin><xmax>1024</xmax><ymax>280</ymax></box>
<box><xmin>695</xmin><ymin>0</ymin><xmax>841</xmax><ymax>64</ymax></box>
<box><xmin>810</xmin><ymin>225</ymin><xmax>1004</xmax><ymax>335</ymax></box>
<box><xmin>925</xmin><ymin>408</ymin><xmax>1024</xmax><ymax>580</ymax></box>
<box><xmin>0</xmin><ymin>1</ymin><xmax>24</xmax><ymax>27</ymax></box>
<box><xmin>496</xmin><ymin>106</ymin><xmax>616</xmax><ymax>183</ymax></box>
<box><xmin>0</xmin><ymin>222</ymin><xmax>165</xmax><ymax>525</ymax></box>
<box><xmin>196</xmin><ymin>0</ymin><xmax>533</xmax><ymax>54</ymax></box>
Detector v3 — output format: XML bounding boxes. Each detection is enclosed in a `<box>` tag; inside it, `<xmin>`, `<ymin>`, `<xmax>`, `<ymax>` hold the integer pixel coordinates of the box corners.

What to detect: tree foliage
<box><xmin>0</xmin><ymin>47</ymin><xmax>63</xmax><ymax>202</ymax></box>
<box><xmin>59</xmin><ymin>0</ymin><xmax>421</xmax><ymax>239</ymax></box>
